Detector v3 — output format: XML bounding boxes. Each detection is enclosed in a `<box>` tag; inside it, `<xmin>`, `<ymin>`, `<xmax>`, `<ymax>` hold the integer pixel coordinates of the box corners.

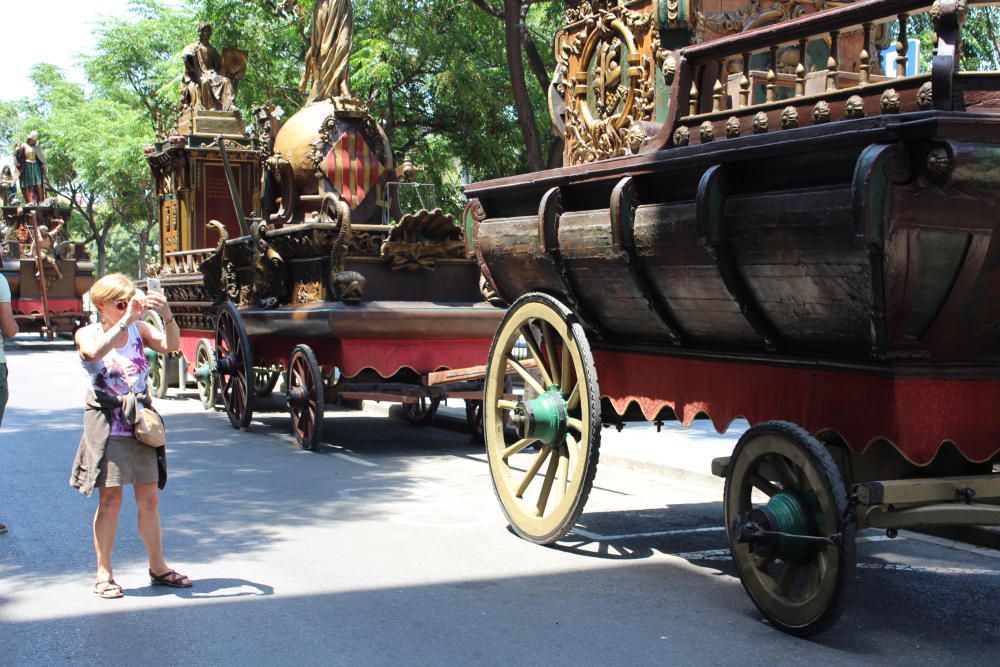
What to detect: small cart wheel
<box><xmin>403</xmin><ymin>395</ymin><xmax>440</xmax><ymax>425</ymax></box>
<box><xmin>724</xmin><ymin>421</ymin><xmax>856</xmax><ymax>637</ymax></box>
<box><xmin>143</xmin><ymin>311</ymin><xmax>169</xmax><ymax>399</ymax></box>
<box><xmin>254</xmin><ymin>367</ymin><xmax>282</xmax><ymax>397</ymax></box>
<box><xmin>466</xmin><ymin>400</ymin><xmax>484</xmax><ymax>444</ymax></box>
<box><xmin>484</xmin><ymin>292</ymin><xmax>601</xmax><ymax>545</ymax></box>
<box><xmin>287</xmin><ymin>344</ymin><xmax>325</xmax><ymax>451</ymax></box>
<box><xmin>215</xmin><ymin>302</ymin><xmax>255</xmax><ymax>430</ymax></box>
<box><xmin>194</xmin><ymin>338</ymin><xmax>217</xmax><ymax>410</ymax></box>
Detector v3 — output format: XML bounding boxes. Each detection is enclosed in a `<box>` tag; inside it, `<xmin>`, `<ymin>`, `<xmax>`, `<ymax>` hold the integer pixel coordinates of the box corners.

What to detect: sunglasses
<box><xmin>113</xmin><ymin>299</ymin><xmax>129</xmax><ymax>311</ymax></box>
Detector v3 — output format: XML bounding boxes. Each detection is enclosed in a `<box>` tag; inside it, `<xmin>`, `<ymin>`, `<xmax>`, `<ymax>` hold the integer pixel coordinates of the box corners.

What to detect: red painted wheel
<box><xmin>287</xmin><ymin>344</ymin><xmax>325</xmax><ymax>451</ymax></box>
<box><xmin>214</xmin><ymin>302</ymin><xmax>255</xmax><ymax>430</ymax></box>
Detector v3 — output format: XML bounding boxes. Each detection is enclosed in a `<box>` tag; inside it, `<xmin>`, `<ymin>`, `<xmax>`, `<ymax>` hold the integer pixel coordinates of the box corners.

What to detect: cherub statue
<box><xmin>32</xmin><ymin>220</ymin><xmax>64</xmax><ymax>281</ymax></box>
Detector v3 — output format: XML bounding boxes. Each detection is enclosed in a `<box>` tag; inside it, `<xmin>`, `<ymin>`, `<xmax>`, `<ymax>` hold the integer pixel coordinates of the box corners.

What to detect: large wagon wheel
<box><xmin>286</xmin><ymin>344</ymin><xmax>325</xmax><ymax>451</ymax></box>
<box><xmin>254</xmin><ymin>367</ymin><xmax>282</xmax><ymax>397</ymax></box>
<box><xmin>215</xmin><ymin>302</ymin><xmax>255</xmax><ymax>430</ymax></box>
<box><xmin>194</xmin><ymin>338</ymin><xmax>217</xmax><ymax>410</ymax></box>
<box><xmin>483</xmin><ymin>292</ymin><xmax>601</xmax><ymax>545</ymax></box>
<box><xmin>724</xmin><ymin>421</ymin><xmax>856</xmax><ymax>637</ymax></box>
<box><xmin>403</xmin><ymin>395</ymin><xmax>440</xmax><ymax>425</ymax></box>
<box><xmin>143</xmin><ymin>311</ymin><xmax>169</xmax><ymax>399</ymax></box>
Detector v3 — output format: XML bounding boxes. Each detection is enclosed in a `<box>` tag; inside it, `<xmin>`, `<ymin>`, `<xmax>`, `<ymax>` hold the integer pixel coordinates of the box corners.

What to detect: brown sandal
<box><xmin>93</xmin><ymin>579</ymin><xmax>124</xmax><ymax>599</ymax></box>
<box><xmin>149</xmin><ymin>569</ymin><xmax>192</xmax><ymax>588</ymax></box>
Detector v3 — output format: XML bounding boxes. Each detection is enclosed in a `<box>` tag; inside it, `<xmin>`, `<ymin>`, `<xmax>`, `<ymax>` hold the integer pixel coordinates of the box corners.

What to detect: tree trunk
<box><xmin>504</xmin><ymin>0</ymin><xmax>544</xmax><ymax>172</ymax></box>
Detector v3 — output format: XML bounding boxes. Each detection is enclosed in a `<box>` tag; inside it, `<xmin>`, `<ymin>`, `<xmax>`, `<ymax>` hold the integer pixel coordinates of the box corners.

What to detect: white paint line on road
<box><xmin>669</xmin><ymin>547</ymin><xmax>1000</xmax><ymax>577</ymax></box>
<box><xmin>333</xmin><ymin>452</ymin><xmax>378</xmax><ymax>467</ymax></box>
<box><xmin>572</xmin><ymin>526</ymin><xmax>724</xmax><ymax>541</ymax></box>
<box><xmin>897</xmin><ymin>529</ymin><xmax>1000</xmax><ymax>560</ymax></box>
<box><xmin>857</xmin><ymin>562</ymin><xmax>1000</xmax><ymax>576</ymax></box>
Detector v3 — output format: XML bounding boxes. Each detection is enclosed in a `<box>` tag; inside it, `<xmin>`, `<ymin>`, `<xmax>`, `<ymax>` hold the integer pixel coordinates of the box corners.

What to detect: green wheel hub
<box><xmin>144</xmin><ymin>347</ymin><xmax>160</xmax><ymax>365</ymax></box>
<box><xmin>750</xmin><ymin>491</ymin><xmax>812</xmax><ymax>562</ymax></box>
<box><xmin>515</xmin><ymin>386</ymin><xmax>567</xmax><ymax>446</ymax></box>
<box><xmin>194</xmin><ymin>363</ymin><xmax>213</xmax><ymax>382</ymax></box>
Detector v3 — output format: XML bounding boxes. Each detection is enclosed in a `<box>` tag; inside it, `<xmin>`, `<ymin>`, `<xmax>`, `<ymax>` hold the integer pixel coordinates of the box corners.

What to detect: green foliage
<box><xmin>198</xmin><ymin>0</ymin><xmax>312</xmax><ymax>120</ymax></box>
<box><xmin>899</xmin><ymin>7</ymin><xmax>1000</xmax><ymax>73</ymax></box>
<box><xmin>4</xmin><ymin>66</ymin><xmax>156</xmax><ymax>276</ymax></box>
<box><xmin>5</xmin><ymin>0</ymin><xmax>567</xmax><ymax>270</ymax></box>
<box><xmin>352</xmin><ymin>0</ymin><xmax>561</xmax><ymax>211</ymax></box>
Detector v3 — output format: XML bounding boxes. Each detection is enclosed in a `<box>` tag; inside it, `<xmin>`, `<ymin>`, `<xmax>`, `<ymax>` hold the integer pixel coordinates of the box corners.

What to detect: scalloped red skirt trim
<box><xmin>13</xmin><ymin>298</ymin><xmax>82</xmax><ymax>314</ymax></box>
<box><xmin>594</xmin><ymin>350</ymin><xmax>1000</xmax><ymax>466</ymax></box>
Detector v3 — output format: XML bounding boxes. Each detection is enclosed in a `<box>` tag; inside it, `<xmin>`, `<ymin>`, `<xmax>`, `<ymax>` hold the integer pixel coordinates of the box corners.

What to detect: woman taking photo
<box><xmin>71</xmin><ymin>273</ymin><xmax>191</xmax><ymax>598</ymax></box>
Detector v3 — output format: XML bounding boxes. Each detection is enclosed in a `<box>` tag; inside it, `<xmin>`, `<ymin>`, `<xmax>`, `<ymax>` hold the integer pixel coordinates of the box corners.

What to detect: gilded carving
<box><xmin>380</xmin><ymin>208</ymin><xmax>466</xmax><ymax>271</ymax></box>
<box><xmin>563</xmin><ymin>1</ymin><xmax>658</xmax><ymax>165</ymax></box>
<box><xmin>294</xmin><ymin>280</ymin><xmax>324</xmax><ymax>304</ymax></box>
<box><xmin>699</xmin><ymin>121</ymin><xmax>715</xmax><ymax>143</ymax></box>
<box><xmin>696</xmin><ymin>1</ymin><xmax>845</xmax><ymax>40</ymax></box>
<box><xmin>926</xmin><ymin>146</ymin><xmax>953</xmax><ymax>180</ymax></box>
<box><xmin>918</xmin><ymin>82</ymin><xmax>934</xmax><ymax>110</ymax></box>
<box><xmin>752</xmin><ymin>111</ymin><xmax>769</xmax><ymax>134</ymax></box>
<box><xmin>880</xmin><ymin>89</ymin><xmax>901</xmax><ymax>114</ymax></box>
<box><xmin>845</xmin><ymin>95</ymin><xmax>865</xmax><ymax>119</ymax></box>
<box><xmin>725</xmin><ymin>116</ymin><xmax>741</xmax><ymax>138</ymax></box>
<box><xmin>812</xmin><ymin>100</ymin><xmax>831</xmax><ymax>124</ymax></box>
<box><xmin>780</xmin><ymin>106</ymin><xmax>799</xmax><ymax>129</ymax></box>
<box><xmin>672</xmin><ymin>125</ymin><xmax>690</xmax><ymax>147</ymax></box>
<box><xmin>662</xmin><ymin>54</ymin><xmax>678</xmax><ymax>86</ymax></box>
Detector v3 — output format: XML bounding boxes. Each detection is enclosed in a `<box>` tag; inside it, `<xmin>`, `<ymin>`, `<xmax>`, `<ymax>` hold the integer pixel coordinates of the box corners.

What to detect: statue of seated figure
<box><xmin>182</xmin><ymin>23</ymin><xmax>236</xmax><ymax>112</ymax></box>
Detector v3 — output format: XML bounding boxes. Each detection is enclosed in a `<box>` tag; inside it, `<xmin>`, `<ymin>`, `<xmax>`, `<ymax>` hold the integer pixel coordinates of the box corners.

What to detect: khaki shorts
<box><xmin>96</xmin><ymin>435</ymin><xmax>159</xmax><ymax>487</ymax></box>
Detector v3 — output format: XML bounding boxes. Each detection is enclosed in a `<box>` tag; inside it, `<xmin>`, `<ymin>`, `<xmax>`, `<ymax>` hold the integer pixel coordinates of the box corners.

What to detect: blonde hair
<box><xmin>90</xmin><ymin>273</ymin><xmax>135</xmax><ymax>307</ymax></box>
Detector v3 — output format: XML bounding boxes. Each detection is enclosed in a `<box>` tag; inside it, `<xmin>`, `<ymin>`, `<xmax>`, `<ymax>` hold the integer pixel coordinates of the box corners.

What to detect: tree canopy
<box><xmin>3</xmin><ymin>1</ymin><xmax>998</xmax><ymax>277</ymax></box>
<box><xmin>3</xmin><ymin>0</ymin><xmax>563</xmax><ymax>276</ymax></box>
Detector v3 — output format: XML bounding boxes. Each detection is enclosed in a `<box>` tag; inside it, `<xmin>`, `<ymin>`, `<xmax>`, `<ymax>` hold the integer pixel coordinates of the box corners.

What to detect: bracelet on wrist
<box><xmin>164</xmin><ymin>314</ymin><xmax>177</xmax><ymax>327</ymax></box>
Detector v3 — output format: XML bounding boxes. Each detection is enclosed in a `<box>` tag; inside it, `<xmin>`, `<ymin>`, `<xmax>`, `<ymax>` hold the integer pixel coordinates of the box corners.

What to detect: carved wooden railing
<box><xmin>655</xmin><ymin>0</ymin><xmax>997</xmax><ymax>149</ymax></box>
<box><xmin>163</xmin><ymin>248</ymin><xmax>216</xmax><ymax>276</ymax></box>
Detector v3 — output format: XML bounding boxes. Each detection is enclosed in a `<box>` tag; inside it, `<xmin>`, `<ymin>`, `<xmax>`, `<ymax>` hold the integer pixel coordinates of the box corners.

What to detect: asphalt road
<box><xmin>1</xmin><ymin>339</ymin><xmax>998</xmax><ymax>666</ymax></box>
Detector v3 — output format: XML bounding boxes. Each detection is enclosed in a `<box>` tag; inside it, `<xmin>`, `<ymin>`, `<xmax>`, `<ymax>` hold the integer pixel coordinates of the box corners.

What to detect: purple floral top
<box><xmin>82</xmin><ymin>323</ymin><xmax>149</xmax><ymax>436</ymax></box>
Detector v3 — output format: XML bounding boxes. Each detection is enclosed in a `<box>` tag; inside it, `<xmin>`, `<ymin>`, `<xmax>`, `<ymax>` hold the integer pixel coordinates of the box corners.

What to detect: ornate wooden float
<box><xmin>193</xmin><ymin>96</ymin><xmax>503</xmax><ymax>448</ymax></box>
<box><xmin>1</xmin><ymin>203</ymin><xmax>94</xmax><ymax>338</ymax></box>
<box><xmin>467</xmin><ymin>0</ymin><xmax>1000</xmax><ymax>635</ymax></box>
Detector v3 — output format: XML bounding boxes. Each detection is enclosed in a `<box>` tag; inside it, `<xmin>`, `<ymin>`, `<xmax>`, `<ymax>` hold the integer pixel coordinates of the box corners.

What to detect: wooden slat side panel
<box><xmin>633</xmin><ymin>202</ymin><xmax>761</xmax><ymax>346</ymax></box>
<box><xmin>558</xmin><ymin>209</ymin><xmax>675</xmax><ymax>341</ymax></box>
<box><xmin>476</xmin><ymin>216</ymin><xmax>565</xmax><ymax>305</ymax></box>
<box><xmin>725</xmin><ymin>186</ymin><xmax>875</xmax><ymax>353</ymax></box>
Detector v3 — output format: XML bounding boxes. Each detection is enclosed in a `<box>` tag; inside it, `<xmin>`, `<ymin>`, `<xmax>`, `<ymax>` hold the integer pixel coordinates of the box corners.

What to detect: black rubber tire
<box><xmin>215</xmin><ymin>302</ymin><xmax>255</xmax><ymax>430</ymax></box>
<box><xmin>287</xmin><ymin>344</ymin><xmax>325</xmax><ymax>451</ymax></box>
<box><xmin>403</xmin><ymin>396</ymin><xmax>440</xmax><ymax>426</ymax></box>
<box><xmin>143</xmin><ymin>311</ymin><xmax>169</xmax><ymax>399</ymax></box>
<box><xmin>724</xmin><ymin>420</ymin><xmax>856</xmax><ymax>637</ymax></box>
<box><xmin>484</xmin><ymin>292</ymin><xmax>601</xmax><ymax>545</ymax></box>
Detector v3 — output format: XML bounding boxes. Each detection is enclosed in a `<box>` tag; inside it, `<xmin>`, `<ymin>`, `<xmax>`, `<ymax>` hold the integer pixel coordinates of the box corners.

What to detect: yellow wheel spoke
<box><xmin>507</xmin><ymin>355</ymin><xmax>545</xmax><ymax>396</ymax></box>
<box><xmin>567</xmin><ymin>417</ymin><xmax>584</xmax><ymax>434</ymax></box>
<box><xmin>535</xmin><ymin>448</ymin><xmax>561</xmax><ymax>517</ymax></box>
<box><xmin>497</xmin><ymin>399</ymin><xmax>518</xmax><ymax>410</ymax></box>
<box><xmin>560</xmin><ymin>343</ymin><xmax>572</xmax><ymax>392</ymax></box>
<box><xmin>566</xmin><ymin>384</ymin><xmax>579</xmax><ymax>410</ymax></box>
<box><xmin>516</xmin><ymin>445</ymin><xmax>551</xmax><ymax>499</ymax></box>
<box><xmin>565</xmin><ymin>433</ymin><xmax>579</xmax><ymax>470</ymax></box>
<box><xmin>541</xmin><ymin>322</ymin><xmax>560</xmax><ymax>387</ymax></box>
<box><xmin>502</xmin><ymin>438</ymin><xmax>537</xmax><ymax>460</ymax></box>
<box><xmin>520</xmin><ymin>327</ymin><xmax>553</xmax><ymax>388</ymax></box>
<box><xmin>553</xmin><ymin>448</ymin><xmax>569</xmax><ymax>507</ymax></box>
